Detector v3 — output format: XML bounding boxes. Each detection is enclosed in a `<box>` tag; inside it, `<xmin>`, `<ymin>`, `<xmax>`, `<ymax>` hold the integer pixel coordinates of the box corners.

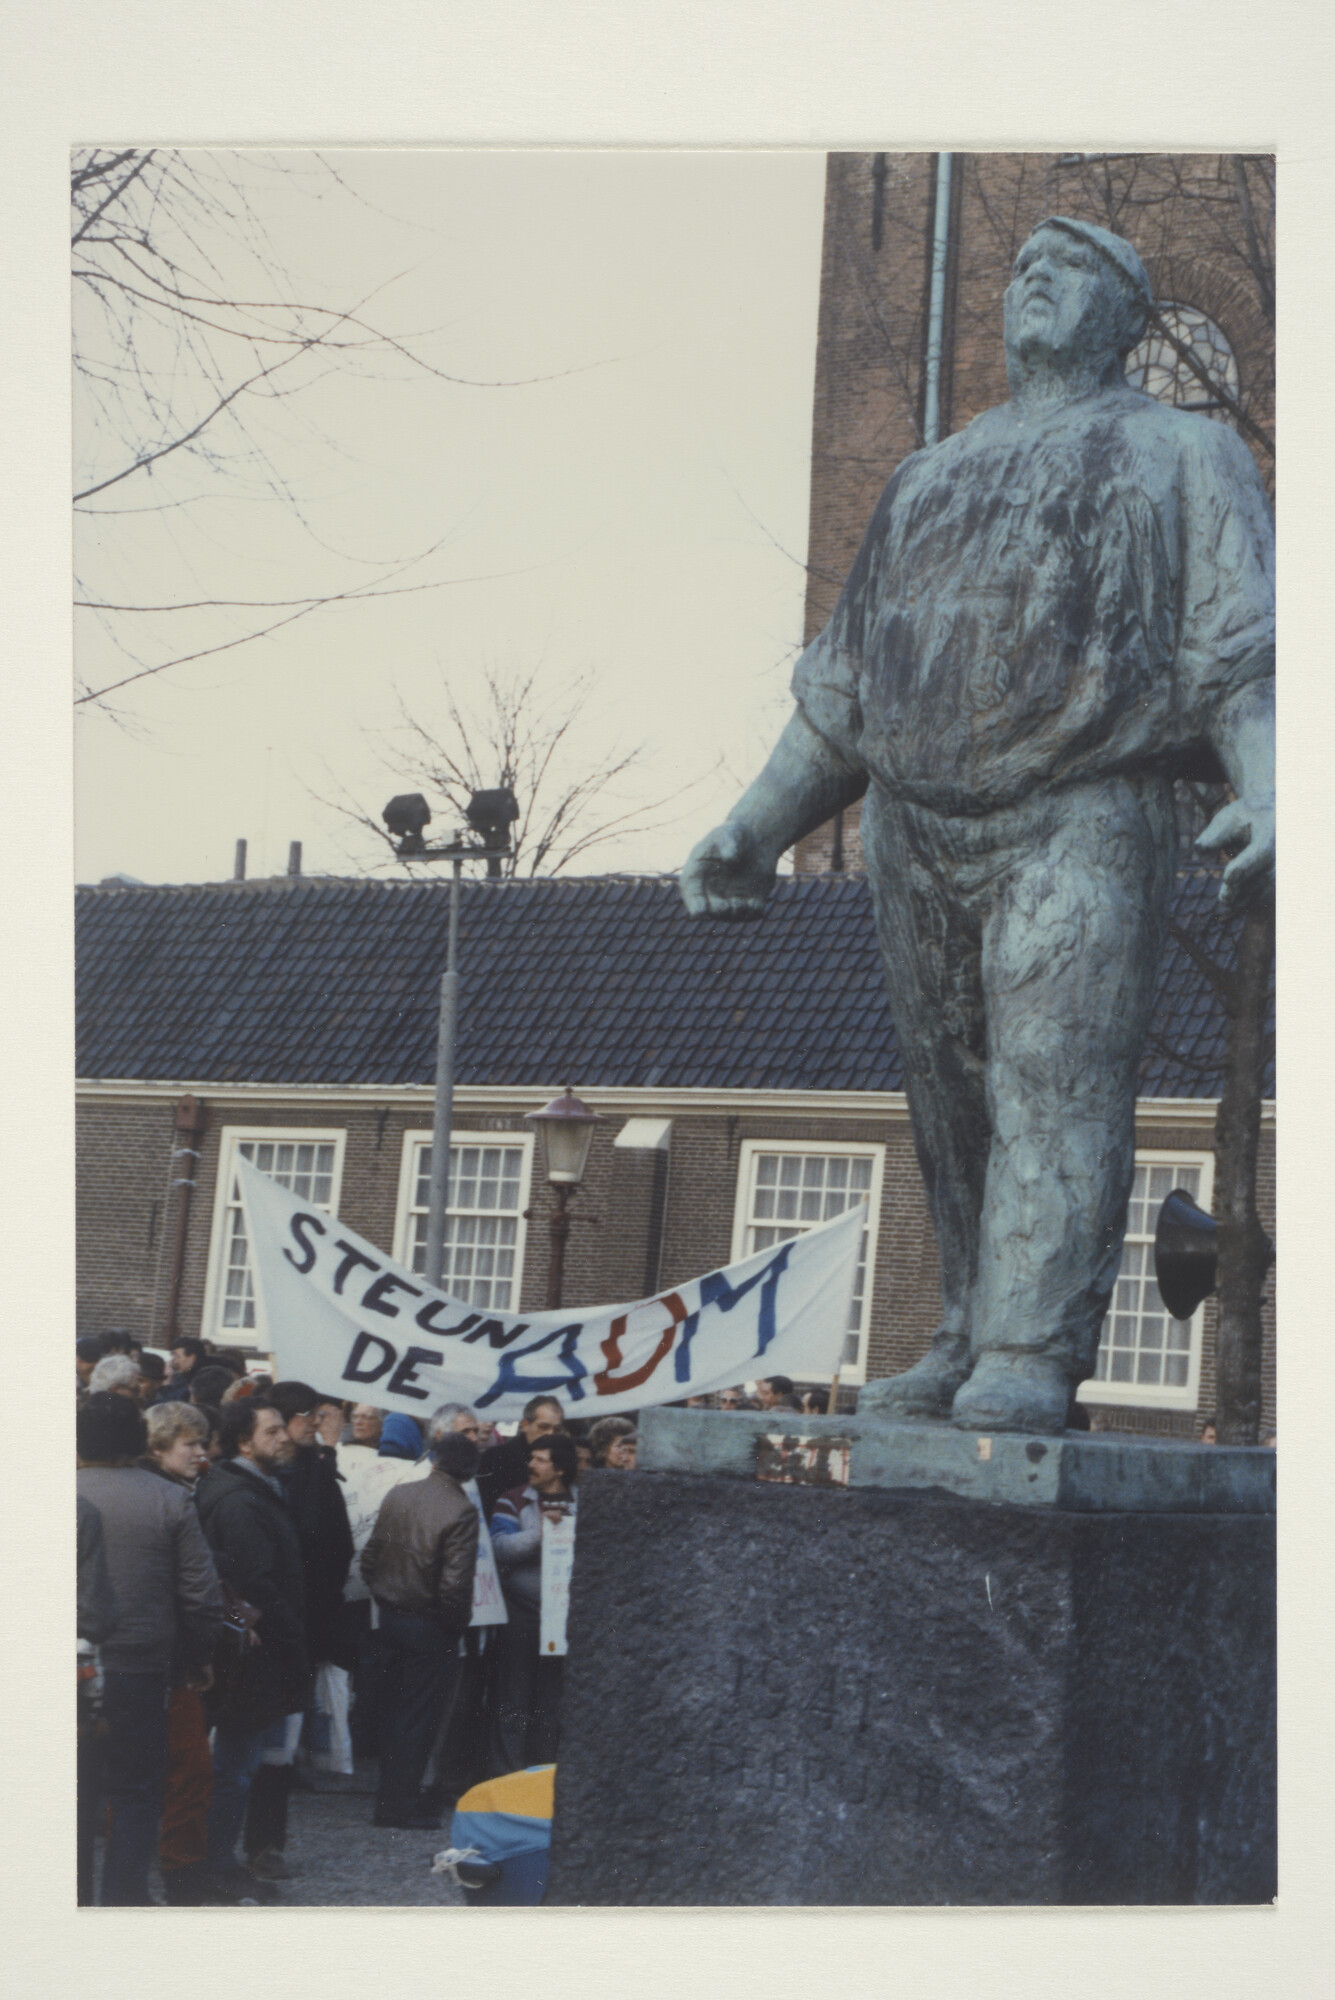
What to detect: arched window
<box><xmin>1125</xmin><ymin>304</ymin><xmax>1239</xmax><ymax>418</ymax></box>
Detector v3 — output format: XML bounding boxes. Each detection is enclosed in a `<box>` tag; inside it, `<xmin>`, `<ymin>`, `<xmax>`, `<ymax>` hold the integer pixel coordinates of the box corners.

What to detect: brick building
<box><xmin>75</xmin><ymin>869</ymin><xmax>1273</xmax><ymax>1437</ymax></box>
<box><xmin>75</xmin><ymin>153</ymin><xmax>1275</xmax><ymax>1440</ymax></box>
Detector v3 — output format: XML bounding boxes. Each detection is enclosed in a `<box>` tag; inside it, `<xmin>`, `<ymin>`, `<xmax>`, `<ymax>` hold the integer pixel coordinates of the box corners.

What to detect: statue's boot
<box><xmin>857</xmin><ymin>1331</ymin><xmax>971</xmax><ymax>1421</ymax></box>
<box><xmin>949</xmin><ymin>1352</ymin><xmax>1072</xmax><ymax>1436</ymax></box>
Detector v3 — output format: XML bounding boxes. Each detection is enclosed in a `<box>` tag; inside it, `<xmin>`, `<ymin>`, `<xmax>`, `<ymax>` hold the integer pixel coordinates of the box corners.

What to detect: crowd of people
<box><xmin>75</xmin><ymin>1327</ymin><xmax>796</xmax><ymax>1907</ymax></box>
<box><xmin>80</xmin><ymin>1327</ymin><xmax>1268</xmax><ymax>1907</ymax></box>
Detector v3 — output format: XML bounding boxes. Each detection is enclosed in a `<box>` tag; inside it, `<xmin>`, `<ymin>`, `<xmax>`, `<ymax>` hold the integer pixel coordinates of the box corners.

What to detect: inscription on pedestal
<box><xmin>546</xmin><ymin>1470</ymin><xmax>1276</xmax><ymax>1906</ymax></box>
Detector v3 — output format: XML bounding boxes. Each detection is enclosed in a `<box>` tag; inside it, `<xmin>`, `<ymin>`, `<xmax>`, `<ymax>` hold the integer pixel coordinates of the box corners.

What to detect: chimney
<box><xmin>287</xmin><ymin>841</ymin><xmax>303</xmax><ymax>878</ymax></box>
<box><xmin>233</xmin><ymin>838</ymin><xmax>247</xmax><ymax>881</ymax></box>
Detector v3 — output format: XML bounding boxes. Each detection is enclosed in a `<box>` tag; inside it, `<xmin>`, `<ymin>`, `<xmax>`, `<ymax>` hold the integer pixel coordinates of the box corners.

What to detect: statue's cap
<box><xmin>1028</xmin><ymin>216</ymin><xmax>1154</xmax><ymax>307</ymax></box>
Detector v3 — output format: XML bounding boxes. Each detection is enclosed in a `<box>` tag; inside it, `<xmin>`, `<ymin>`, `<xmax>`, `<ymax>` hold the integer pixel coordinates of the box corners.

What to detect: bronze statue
<box><xmin>682</xmin><ymin>217</ymin><xmax>1274</xmax><ymax>1435</ymax></box>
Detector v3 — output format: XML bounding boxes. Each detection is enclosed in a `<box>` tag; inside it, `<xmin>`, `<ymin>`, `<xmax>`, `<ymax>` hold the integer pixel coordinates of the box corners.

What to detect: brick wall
<box><xmin>80</xmin><ymin>1090</ymin><xmax>1271</xmax><ymax>1435</ymax></box>
<box><xmin>77</xmin><ymin>1094</ymin><xmax>929</xmax><ymax>1376</ymax></box>
<box><xmin>78</xmin><ymin>1097</ymin><xmax>550</xmax><ymax>1348</ymax></box>
<box><xmin>76</xmin><ymin>1096</ymin><xmax>179</xmax><ymax>1338</ymax></box>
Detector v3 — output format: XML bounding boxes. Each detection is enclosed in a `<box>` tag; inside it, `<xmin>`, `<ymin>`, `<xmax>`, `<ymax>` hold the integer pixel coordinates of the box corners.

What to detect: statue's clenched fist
<box><xmin>680</xmin><ymin>821</ymin><xmax>776</xmax><ymax>921</ymax></box>
<box><xmin>1197</xmin><ymin>794</ymin><xmax>1275</xmax><ymax>909</ymax></box>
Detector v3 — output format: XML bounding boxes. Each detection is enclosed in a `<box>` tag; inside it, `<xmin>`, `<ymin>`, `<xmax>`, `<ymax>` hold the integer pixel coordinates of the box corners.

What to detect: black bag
<box><xmin>208</xmin><ymin>1640</ymin><xmax>281</xmax><ymax>1731</ymax></box>
<box><xmin>207</xmin><ymin>1587</ymin><xmax>308</xmax><ymax>1731</ymax></box>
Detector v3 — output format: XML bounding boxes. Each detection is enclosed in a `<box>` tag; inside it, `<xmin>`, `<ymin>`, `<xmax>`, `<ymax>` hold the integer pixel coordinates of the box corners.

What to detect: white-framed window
<box><xmin>1125</xmin><ymin>303</ymin><xmax>1239</xmax><ymax>421</ymax></box>
<box><xmin>1079</xmin><ymin>1150</ymin><xmax>1215</xmax><ymax>1411</ymax></box>
<box><xmin>203</xmin><ymin>1128</ymin><xmax>347</xmax><ymax>1344</ymax></box>
<box><xmin>393</xmin><ymin>1130</ymin><xmax>535</xmax><ymax>1311</ymax></box>
<box><xmin>731</xmin><ymin>1141</ymin><xmax>885</xmax><ymax>1384</ymax></box>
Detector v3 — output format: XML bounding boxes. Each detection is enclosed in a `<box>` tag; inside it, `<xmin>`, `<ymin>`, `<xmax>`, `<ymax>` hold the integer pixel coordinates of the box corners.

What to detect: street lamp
<box><xmin>526</xmin><ymin>1088</ymin><xmax>603</xmax><ymax>1309</ymax></box>
<box><xmin>383</xmin><ymin>785</ymin><xmax>520</xmax><ymax>1289</ymax></box>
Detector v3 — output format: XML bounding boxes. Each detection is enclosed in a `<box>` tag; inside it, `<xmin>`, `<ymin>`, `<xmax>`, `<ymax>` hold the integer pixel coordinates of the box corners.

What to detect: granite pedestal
<box><xmin>543</xmin><ymin>1411</ymin><xmax>1275</xmax><ymax>1906</ymax></box>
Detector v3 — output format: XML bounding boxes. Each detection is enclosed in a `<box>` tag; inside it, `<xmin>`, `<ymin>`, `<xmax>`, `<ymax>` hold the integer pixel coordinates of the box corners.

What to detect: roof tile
<box><xmin>74</xmin><ymin>870</ymin><xmax>1267</xmax><ymax>1098</ymax></box>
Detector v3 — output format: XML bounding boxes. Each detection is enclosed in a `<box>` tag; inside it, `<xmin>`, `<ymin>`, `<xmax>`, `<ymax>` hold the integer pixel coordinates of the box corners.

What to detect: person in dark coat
<box><xmin>76</xmin><ymin>1491</ymin><xmax>119</xmax><ymax>1906</ymax></box>
<box><xmin>490</xmin><ymin>1431</ymin><xmax>579</xmax><ymax>1772</ymax></box>
<box><xmin>77</xmin><ymin>1393</ymin><xmax>224</xmax><ymax>1905</ymax></box>
<box><xmin>342</xmin><ymin>1412</ymin><xmax>426</xmax><ymax>1762</ymax></box>
<box><xmin>234</xmin><ymin>1381</ymin><xmax>355</xmax><ymax>1878</ymax></box>
<box><xmin>187</xmin><ymin>1364</ymin><xmax>235</xmax><ymax>1408</ymax></box>
<box><xmin>157</xmin><ymin>1337</ymin><xmax>209</xmax><ymax>1403</ymax></box>
<box><xmin>267</xmin><ymin>1380</ymin><xmax>355</xmax><ymax>1665</ymax></box>
<box><xmin>195</xmin><ymin>1399</ymin><xmax>309</xmax><ymax>1903</ymax></box>
<box><xmin>76</xmin><ymin>1492</ymin><xmax>118</xmax><ymax>1645</ymax></box>
<box><xmin>475</xmin><ymin>1395</ymin><xmax>566</xmax><ymax>1519</ymax></box>
<box><xmin>139</xmin><ymin>1401</ymin><xmax>217</xmax><ymax>1904</ymax></box>
<box><xmin>361</xmin><ymin>1424</ymin><xmax>480</xmax><ymax>1828</ymax></box>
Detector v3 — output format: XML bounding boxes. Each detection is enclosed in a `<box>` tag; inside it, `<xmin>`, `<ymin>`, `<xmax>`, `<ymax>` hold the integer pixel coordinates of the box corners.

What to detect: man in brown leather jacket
<box><xmin>361</xmin><ymin>1423</ymin><xmax>480</xmax><ymax>1829</ymax></box>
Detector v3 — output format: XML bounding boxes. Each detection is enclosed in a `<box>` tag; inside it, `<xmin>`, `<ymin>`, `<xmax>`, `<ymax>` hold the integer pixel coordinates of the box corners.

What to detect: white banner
<box><xmin>237</xmin><ymin>1158</ymin><xmax>860</xmax><ymax>1426</ymax></box>
<box><xmin>539</xmin><ymin>1508</ymin><xmax>576</xmax><ymax>1658</ymax></box>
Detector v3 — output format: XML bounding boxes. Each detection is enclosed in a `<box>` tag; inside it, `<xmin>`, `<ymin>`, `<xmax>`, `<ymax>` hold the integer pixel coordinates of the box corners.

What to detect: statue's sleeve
<box><xmin>1174</xmin><ymin>421</ymin><xmax>1274</xmax><ymax>734</ymax></box>
<box><xmin>790</xmin><ymin>472</ymin><xmax>901</xmax><ymax>774</ymax></box>
<box><xmin>789</xmin><ymin>625</ymin><xmax>865</xmax><ymax>772</ymax></box>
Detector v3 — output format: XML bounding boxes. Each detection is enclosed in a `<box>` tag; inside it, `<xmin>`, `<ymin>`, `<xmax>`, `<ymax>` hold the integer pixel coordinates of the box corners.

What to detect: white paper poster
<box><xmin>465</xmin><ymin>1478</ymin><xmax>509</xmax><ymax>1628</ymax></box>
<box><xmin>539</xmin><ymin>1509</ymin><xmax>577</xmax><ymax>1658</ymax></box>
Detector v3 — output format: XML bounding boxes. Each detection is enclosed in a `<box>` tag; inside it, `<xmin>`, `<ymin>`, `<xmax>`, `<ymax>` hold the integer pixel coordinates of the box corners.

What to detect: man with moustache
<box><xmin>196</xmin><ymin>1399</ymin><xmax>308</xmax><ymax>1902</ymax></box>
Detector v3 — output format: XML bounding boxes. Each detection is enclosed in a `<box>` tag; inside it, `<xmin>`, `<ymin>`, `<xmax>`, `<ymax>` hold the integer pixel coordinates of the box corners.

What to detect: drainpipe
<box><xmin>164</xmin><ymin>1094</ymin><xmax>208</xmax><ymax>1342</ymax></box>
<box><xmin>871</xmin><ymin>151</ymin><xmax>888</xmax><ymax>251</ymax></box>
<box><xmin>922</xmin><ymin>152</ymin><xmax>953</xmax><ymax>447</ymax></box>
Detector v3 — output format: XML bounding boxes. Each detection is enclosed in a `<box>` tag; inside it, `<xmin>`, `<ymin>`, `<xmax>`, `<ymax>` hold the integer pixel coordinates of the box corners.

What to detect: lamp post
<box><xmin>383</xmin><ymin>786</ymin><xmax>519</xmax><ymax>1289</ymax></box>
<box><xmin>525</xmin><ymin>1088</ymin><xmax>603</xmax><ymax>1309</ymax></box>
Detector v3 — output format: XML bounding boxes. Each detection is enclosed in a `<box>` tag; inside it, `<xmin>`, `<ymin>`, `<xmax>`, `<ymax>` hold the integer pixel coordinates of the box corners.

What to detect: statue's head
<box><xmin>1004</xmin><ymin>217</ymin><xmax>1152</xmax><ymax>385</ymax></box>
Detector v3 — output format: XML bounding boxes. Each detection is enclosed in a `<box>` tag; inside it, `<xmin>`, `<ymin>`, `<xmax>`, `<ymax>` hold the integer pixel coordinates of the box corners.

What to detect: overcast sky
<box><xmin>74</xmin><ymin>150</ymin><xmax>828</xmax><ymax>886</ymax></box>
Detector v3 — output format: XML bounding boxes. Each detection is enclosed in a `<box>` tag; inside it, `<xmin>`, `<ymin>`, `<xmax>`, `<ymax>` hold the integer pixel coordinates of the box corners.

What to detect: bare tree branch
<box><xmin>71</xmin><ymin>150</ymin><xmax>154</xmax><ymax>246</ymax></box>
<box><xmin>74</xmin><ymin>327</ymin><xmax>343</xmax><ymax>501</ymax></box>
<box><xmin>1228</xmin><ymin>155</ymin><xmax>1275</xmax><ymax>326</ymax></box>
<box><xmin>319</xmin><ymin>663</ymin><xmax>705</xmax><ymax>880</ymax></box>
<box><xmin>72</xmin><ymin>148</ymin><xmax>622</xmax><ymax>715</ymax></box>
<box><xmin>73</xmin><ymin>546</ymin><xmax>564</xmax><ymax>706</ymax></box>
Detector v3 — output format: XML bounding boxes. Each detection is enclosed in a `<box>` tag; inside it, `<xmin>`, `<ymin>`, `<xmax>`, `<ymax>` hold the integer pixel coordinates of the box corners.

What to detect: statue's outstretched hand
<box><xmin>1197</xmin><ymin>794</ymin><xmax>1275</xmax><ymax>908</ymax></box>
<box><xmin>680</xmin><ymin>821</ymin><xmax>776</xmax><ymax>921</ymax></box>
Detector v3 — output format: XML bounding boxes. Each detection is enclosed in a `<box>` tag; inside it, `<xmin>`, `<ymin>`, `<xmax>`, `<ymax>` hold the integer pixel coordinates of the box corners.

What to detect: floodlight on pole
<box><xmin>383</xmin><ymin>792</ymin><xmax>432</xmax><ymax>856</ymax></box>
<box><xmin>381</xmin><ymin>785</ymin><xmax>519</xmax><ymax>1288</ymax></box>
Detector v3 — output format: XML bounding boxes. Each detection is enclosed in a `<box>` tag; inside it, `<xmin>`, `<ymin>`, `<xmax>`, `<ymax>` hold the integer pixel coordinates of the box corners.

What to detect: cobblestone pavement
<box><xmin>93</xmin><ymin>1760</ymin><xmax>468</xmax><ymax>1909</ymax></box>
<box><xmin>278</xmin><ymin>1766</ymin><xmax>465</xmax><ymax>1908</ymax></box>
